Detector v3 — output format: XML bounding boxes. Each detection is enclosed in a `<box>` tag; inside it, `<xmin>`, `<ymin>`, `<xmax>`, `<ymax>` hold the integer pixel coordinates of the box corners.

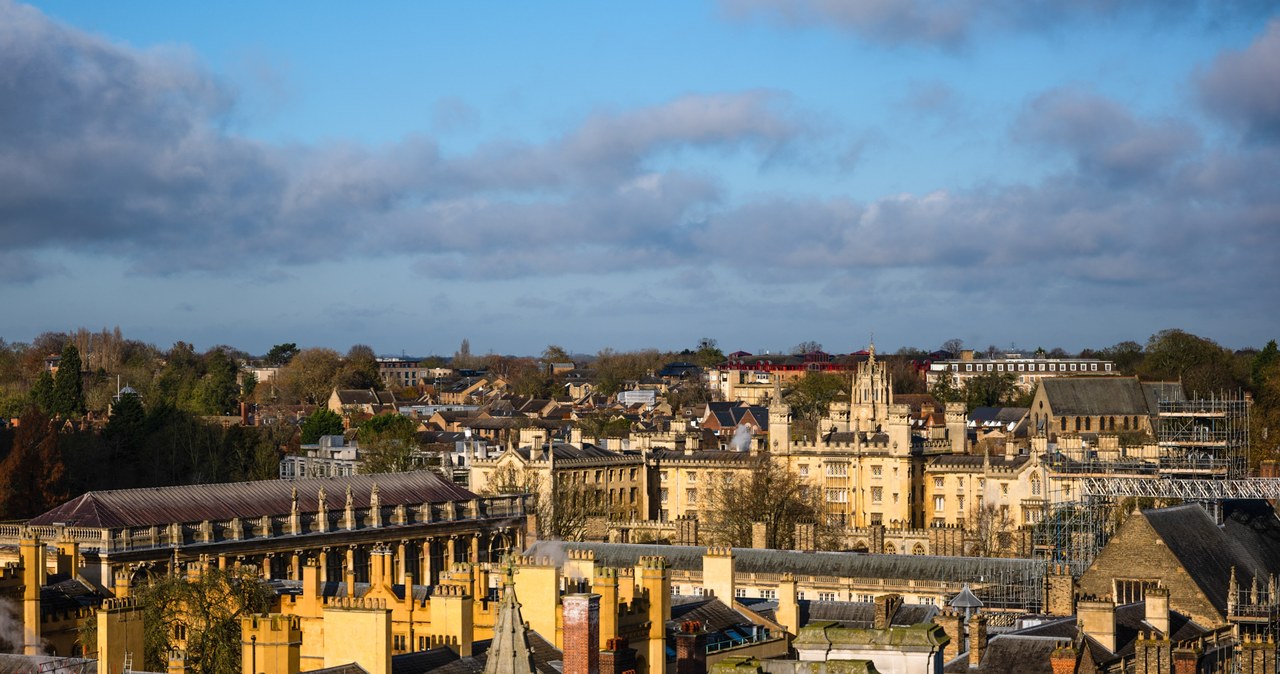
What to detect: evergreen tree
<box><xmin>51</xmin><ymin>343</ymin><xmax>85</xmax><ymax>416</ymax></box>
<box><xmin>300</xmin><ymin>408</ymin><xmax>344</xmax><ymax>444</ymax></box>
<box><xmin>30</xmin><ymin>370</ymin><xmax>54</xmax><ymax>413</ymax></box>
<box><xmin>106</xmin><ymin>391</ymin><xmax>147</xmax><ymax>457</ymax></box>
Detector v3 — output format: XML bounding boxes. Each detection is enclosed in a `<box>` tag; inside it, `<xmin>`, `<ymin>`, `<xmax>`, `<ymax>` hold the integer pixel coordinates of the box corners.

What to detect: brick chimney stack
<box><xmin>563</xmin><ymin>594</ymin><xmax>601</xmax><ymax>674</ymax></box>
<box><xmin>675</xmin><ymin>621</ymin><xmax>707</xmax><ymax>674</ymax></box>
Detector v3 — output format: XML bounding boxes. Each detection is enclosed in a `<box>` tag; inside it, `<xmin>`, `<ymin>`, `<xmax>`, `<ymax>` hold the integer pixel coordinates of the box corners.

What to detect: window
<box><xmin>394</xmin><ymin>634</ymin><xmax>407</xmax><ymax>651</ymax></box>
<box><xmin>871</xmin><ymin>513</ymin><xmax>882</xmax><ymax>525</ymax></box>
<box><xmin>1031</xmin><ymin>477</ymin><xmax>1041</xmax><ymax>496</ymax></box>
<box><xmin>694</xmin><ymin>586</ymin><xmax>705</xmax><ymax>597</ymax></box>
<box><xmin>872</xmin><ymin>465</ymin><xmax>883</xmax><ymax>477</ymax></box>
<box><xmin>920</xmin><ymin>596</ymin><xmax>936</xmax><ymax>606</ymax></box>
<box><xmin>687</xmin><ymin>488</ymin><xmax>697</xmax><ymax>504</ymax></box>
<box><xmin>1105</xmin><ymin>363</ymin><xmax>1112</xmax><ymax>371</ymax></box>
<box><xmin>735</xmin><ymin>588</ymin><xmax>747</xmax><ymax>598</ymax></box>
<box><xmin>934</xmin><ymin>477</ymin><xmax>944</xmax><ymax>489</ymax></box>
<box><xmin>1001</xmin><ymin>483</ymin><xmax>1009</xmax><ymax>496</ymax></box>
<box><xmin>661</xmin><ymin>471</ymin><xmax>668</xmax><ymax>482</ymax></box>
<box><xmin>819</xmin><ymin>592</ymin><xmax>837</xmax><ymax>601</ymax></box>
<box><xmin>761</xmin><ymin>589</ymin><xmax>777</xmax><ymax>600</ymax></box>
<box><xmin>885</xmin><ymin>543</ymin><xmax>897</xmax><ymax>554</ymax></box>
<box><xmin>997</xmin><ymin>364</ymin><xmax>1004</xmax><ymax>372</ymax></box>
<box><xmin>687</xmin><ymin>471</ymin><xmax>697</xmax><ymax>483</ymax></box>
<box><xmin>966</xmin><ymin>364</ymin><xmax>973</xmax><ymax>372</ymax></box>
<box><xmin>871</xmin><ymin>486</ymin><xmax>883</xmax><ymax>503</ymax></box>
<box><xmin>1070</xmin><ymin>363</ymin><xmax>1077</xmax><ymax>371</ymax></box>
<box><xmin>630</xmin><ymin>468</ymin><xmax>637</xmax><ymax>480</ymax></box>
<box><xmin>799</xmin><ymin>465</ymin><xmax>809</xmax><ymax>477</ymax></box>
<box><xmin>934</xmin><ymin>495</ymin><xmax>945</xmax><ymax>512</ymax></box>
<box><xmin>661</xmin><ymin>488</ymin><xmax>669</xmax><ymax>502</ymax></box>
<box><xmin>1115</xmin><ymin>579</ymin><xmax>1161</xmax><ymax>604</ymax></box>
<box><xmin>957</xmin><ymin>478</ymin><xmax>964</xmax><ymax>489</ymax></box>
<box><xmin>826</xmin><ymin>463</ymin><xmax>848</xmax><ymax>477</ymax></box>
<box><xmin>826</xmin><ymin>489</ymin><xmax>847</xmax><ymax>503</ymax></box>
<box><xmin>595</xmin><ymin>470</ymin><xmax>603</xmax><ymax>483</ymax></box>
<box><xmin>912</xmin><ymin>544</ymin><xmax>926</xmax><ymax>555</ymax></box>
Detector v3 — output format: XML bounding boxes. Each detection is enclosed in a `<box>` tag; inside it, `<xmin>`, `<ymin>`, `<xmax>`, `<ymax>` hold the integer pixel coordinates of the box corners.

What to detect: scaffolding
<box><xmin>1156</xmin><ymin>393</ymin><xmax>1250</xmax><ymax>479</ymax></box>
<box><xmin>1034</xmin><ymin>391</ymin><xmax>1254</xmax><ymax>577</ymax></box>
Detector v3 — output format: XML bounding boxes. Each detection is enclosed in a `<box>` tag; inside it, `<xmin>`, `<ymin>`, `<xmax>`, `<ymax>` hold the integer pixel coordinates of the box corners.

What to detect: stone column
<box><xmin>446</xmin><ymin>536</ymin><xmax>457</xmax><ymax>566</ymax></box>
<box><xmin>470</xmin><ymin>534</ymin><xmax>480</xmax><ymax>564</ymax></box>
<box><xmin>422</xmin><ymin>538</ymin><xmax>435</xmax><ymax>586</ymax></box>
<box><xmin>319</xmin><ymin>548</ymin><xmax>329</xmax><ymax>583</ymax></box>
<box><xmin>397</xmin><ymin>541</ymin><xmax>408</xmax><ymax>585</ymax></box>
<box><xmin>291</xmin><ymin>552</ymin><xmax>301</xmax><ymax>581</ymax></box>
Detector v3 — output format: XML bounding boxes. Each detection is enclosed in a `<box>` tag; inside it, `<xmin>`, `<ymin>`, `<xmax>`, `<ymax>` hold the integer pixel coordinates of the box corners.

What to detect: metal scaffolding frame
<box><xmin>1035</xmin><ymin>391</ymin><xmax>1254</xmax><ymax>578</ymax></box>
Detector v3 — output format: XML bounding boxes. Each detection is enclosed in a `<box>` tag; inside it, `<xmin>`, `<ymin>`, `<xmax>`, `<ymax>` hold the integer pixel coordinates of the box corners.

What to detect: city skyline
<box><xmin>3</xmin><ymin>1</ymin><xmax>1278</xmax><ymax>355</ymax></box>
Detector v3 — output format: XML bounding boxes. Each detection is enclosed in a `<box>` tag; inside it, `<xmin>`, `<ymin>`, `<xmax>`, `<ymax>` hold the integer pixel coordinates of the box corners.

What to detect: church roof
<box><xmin>28</xmin><ymin>471</ymin><xmax>477</xmax><ymax>529</ymax></box>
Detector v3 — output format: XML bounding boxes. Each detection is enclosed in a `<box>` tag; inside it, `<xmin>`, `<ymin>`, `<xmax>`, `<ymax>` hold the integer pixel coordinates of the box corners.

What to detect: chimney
<box><xmin>599</xmin><ymin>638</ymin><xmax>637</xmax><ymax>674</ymax></box>
<box><xmin>1049</xmin><ymin>645</ymin><xmax>1076</xmax><ymax>674</ymax></box>
<box><xmin>1045</xmin><ymin>564</ymin><xmax>1076</xmax><ymax>616</ymax></box>
<box><xmin>873</xmin><ymin>593</ymin><xmax>903</xmax><ymax>630</ymax></box>
<box><xmin>675</xmin><ymin>621</ymin><xmax>707</xmax><ymax>674</ymax></box>
<box><xmin>20</xmin><ymin>534</ymin><xmax>44</xmax><ymax>656</ymax></box>
<box><xmin>562</xmin><ymin>594</ymin><xmax>601</xmax><ymax>674</ymax></box>
<box><xmin>702</xmin><ymin>547</ymin><xmax>735</xmax><ymax>603</ymax></box>
<box><xmin>1145</xmin><ymin>587</ymin><xmax>1170</xmax><ymax>636</ymax></box>
<box><xmin>1173</xmin><ymin>646</ymin><xmax>1200</xmax><ymax>674</ymax></box>
<box><xmin>932</xmin><ymin>610</ymin><xmax>964</xmax><ymax>663</ymax></box>
<box><xmin>776</xmin><ymin>574</ymin><xmax>800</xmax><ymax>636</ymax></box>
<box><xmin>1077</xmin><ymin>597</ymin><xmax>1116</xmax><ymax>654</ymax></box>
<box><xmin>968</xmin><ymin>614</ymin><xmax>988</xmax><ymax>666</ymax></box>
<box><xmin>751</xmin><ymin>522</ymin><xmax>768</xmax><ymax>549</ymax></box>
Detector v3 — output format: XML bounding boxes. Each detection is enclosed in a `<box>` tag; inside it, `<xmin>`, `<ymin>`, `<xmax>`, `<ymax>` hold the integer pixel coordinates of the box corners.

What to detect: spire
<box><xmin>484</xmin><ymin>585</ymin><xmax>536</xmax><ymax>674</ymax></box>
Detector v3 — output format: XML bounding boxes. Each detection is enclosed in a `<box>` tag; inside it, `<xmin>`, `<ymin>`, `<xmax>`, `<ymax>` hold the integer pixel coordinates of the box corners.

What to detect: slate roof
<box><xmin>393</xmin><ymin>648</ymin><xmax>461</xmax><ymax>674</ymax></box>
<box><xmin>971</xmin><ymin>635</ymin><xmax>1065</xmax><ymax>674</ymax></box>
<box><xmin>1011</xmin><ymin>601</ymin><xmax>1209</xmax><ymax>665</ymax></box>
<box><xmin>40</xmin><ymin>573</ymin><xmax>105</xmax><ymax>614</ymax></box>
<box><xmin>1141</xmin><ymin>502</ymin><xmax>1280</xmax><ymax>614</ymax></box>
<box><xmin>427</xmin><ymin>632</ymin><xmax>561</xmax><ymax>674</ymax></box>
<box><xmin>740</xmin><ymin>598</ymin><xmax>938</xmax><ymax>629</ymax></box>
<box><xmin>303</xmin><ymin>664</ymin><xmax>371</xmax><ymax>674</ymax></box>
<box><xmin>969</xmin><ymin>407</ymin><xmax>1029</xmax><ymax>426</ymax></box>
<box><xmin>1041</xmin><ymin>378</ymin><xmax>1179</xmax><ymax>416</ymax></box>
<box><xmin>524</xmin><ymin>541</ymin><xmax>1040</xmax><ymax>584</ymax></box>
<box><xmin>29</xmin><ymin>470</ymin><xmax>478</xmax><ymax>529</ymax></box>
<box><xmin>648</xmin><ymin>449</ymin><xmax>758</xmax><ymax>464</ymax></box>
<box><xmin>334</xmin><ymin>389</ymin><xmax>397</xmax><ymax>406</ymax></box>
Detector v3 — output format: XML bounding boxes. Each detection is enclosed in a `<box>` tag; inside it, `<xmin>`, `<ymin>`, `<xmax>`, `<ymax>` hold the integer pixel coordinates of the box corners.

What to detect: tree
<box><xmin>105</xmin><ymin>566</ymin><xmax>271</xmax><ymax>674</ymax></box>
<box><xmin>541</xmin><ymin>344</ymin><xmax>571</xmax><ymax>366</ymax></box>
<box><xmin>968</xmin><ymin>503</ymin><xmax>1015</xmax><ymax>557</ymax></box>
<box><xmin>940</xmin><ymin>339</ymin><xmax>964</xmax><ymax>356</ymax></box>
<box><xmin>276</xmin><ymin>348</ymin><xmax>342</xmax><ymax>404</ymax></box>
<box><xmin>703</xmin><ymin>455</ymin><xmax>836</xmax><ymax>550</ymax></box>
<box><xmin>30</xmin><ymin>370</ymin><xmax>54</xmax><ymax>413</ymax></box>
<box><xmin>929</xmin><ymin>371</ymin><xmax>964</xmax><ymax>405</ymax></box>
<box><xmin>336</xmin><ymin>344</ymin><xmax>382</xmax><ymax>390</ymax></box>
<box><xmin>693</xmin><ymin>338</ymin><xmax>724</xmax><ymax>368</ymax></box>
<box><xmin>358</xmin><ymin>413</ymin><xmax>419</xmax><ymax>473</ymax></box>
<box><xmin>1099</xmin><ymin>340</ymin><xmax>1145</xmax><ymax>375</ymax></box>
<box><xmin>453</xmin><ymin>338</ymin><xmax>475</xmax><ymax>369</ymax></box>
<box><xmin>52</xmin><ymin>343</ymin><xmax>85</xmax><ymax>417</ymax></box>
<box><xmin>300</xmin><ymin>408</ymin><xmax>344</xmax><ymax>444</ymax></box>
<box><xmin>481</xmin><ymin>465</ymin><xmax>588</xmax><ymax>540</ymax></box>
<box><xmin>106</xmin><ymin>391</ymin><xmax>147</xmax><ymax>457</ymax></box>
<box><xmin>264</xmin><ymin>343</ymin><xmax>299</xmax><ymax>367</ymax></box>
<box><xmin>0</xmin><ymin>407</ymin><xmax>68</xmax><ymax>519</ymax></box>
<box><xmin>962</xmin><ymin>371</ymin><xmax>1020</xmax><ymax>411</ymax></box>
<box><xmin>1252</xmin><ymin>340</ymin><xmax>1279</xmax><ymax>395</ymax></box>
<box><xmin>578</xmin><ymin>412</ymin><xmax>631</xmax><ymax>439</ymax></box>
<box><xmin>785</xmin><ymin>372</ymin><xmax>847</xmax><ymax>440</ymax></box>
<box><xmin>1141</xmin><ymin>329</ymin><xmax>1242</xmax><ymax>395</ymax></box>
<box><xmin>192</xmin><ymin>348</ymin><xmax>240</xmax><ymax>415</ymax></box>
<box><xmin>791</xmin><ymin>341</ymin><xmax>823</xmax><ymax>355</ymax></box>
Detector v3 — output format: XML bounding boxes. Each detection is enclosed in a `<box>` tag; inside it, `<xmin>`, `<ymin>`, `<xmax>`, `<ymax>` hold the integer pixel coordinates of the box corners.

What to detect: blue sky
<box><xmin>3</xmin><ymin>0</ymin><xmax>1278</xmax><ymax>357</ymax></box>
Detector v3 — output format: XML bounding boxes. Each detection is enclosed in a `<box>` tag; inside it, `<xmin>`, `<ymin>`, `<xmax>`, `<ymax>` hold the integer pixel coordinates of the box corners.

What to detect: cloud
<box><xmin>0</xmin><ymin>2</ymin><xmax>807</xmax><ymax>281</ymax></box>
<box><xmin>1197</xmin><ymin>19</ymin><xmax>1280</xmax><ymax>143</ymax></box>
<box><xmin>1012</xmin><ymin>86</ymin><xmax>1201</xmax><ymax>186</ymax></box>
<box><xmin>718</xmin><ymin>0</ymin><xmax>1273</xmax><ymax>49</ymax></box>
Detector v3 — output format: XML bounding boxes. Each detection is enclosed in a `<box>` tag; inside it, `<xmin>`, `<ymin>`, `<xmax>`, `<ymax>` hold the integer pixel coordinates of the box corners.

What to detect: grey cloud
<box><xmin>1198</xmin><ymin>19</ymin><xmax>1280</xmax><ymax>143</ymax></box>
<box><xmin>1013</xmin><ymin>87</ymin><xmax>1201</xmax><ymax>186</ymax></box>
<box><xmin>431</xmin><ymin>97</ymin><xmax>481</xmax><ymax>132</ymax></box>
<box><xmin>719</xmin><ymin>0</ymin><xmax>1272</xmax><ymax>49</ymax></box>
<box><xmin>0</xmin><ymin>2</ymin><xmax>802</xmax><ymax>281</ymax></box>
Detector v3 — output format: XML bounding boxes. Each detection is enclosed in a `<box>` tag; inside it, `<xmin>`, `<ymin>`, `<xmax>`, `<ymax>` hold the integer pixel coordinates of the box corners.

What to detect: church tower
<box><xmin>768</xmin><ymin>378</ymin><xmax>792</xmax><ymax>455</ymax></box>
<box><xmin>850</xmin><ymin>342</ymin><xmax>893</xmax><ymax>433</ymax></box>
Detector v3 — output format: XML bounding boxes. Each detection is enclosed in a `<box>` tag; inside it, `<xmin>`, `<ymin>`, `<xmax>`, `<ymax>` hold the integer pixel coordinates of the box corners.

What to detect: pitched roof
<box><xmin>29</xmin><ymin>470</ymin><xmax>477</xmax><ymax>529</ymax></box>
<box><xmin>1141</xmin><ymin>502</ymin><xmax>1280</xmax><ymax>613</ymax></box>
<box><xmin>1041</xmin><ymin>378</ymin><xmax>1178</xmax><ymax>416</ymax></box>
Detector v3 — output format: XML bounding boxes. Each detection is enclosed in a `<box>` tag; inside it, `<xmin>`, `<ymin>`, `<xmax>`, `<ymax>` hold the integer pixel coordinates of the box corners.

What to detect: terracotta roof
<box><xmin>29</xmin><ymin>471</ymin><xmax>477</xmax><ymax>529</ymax></box>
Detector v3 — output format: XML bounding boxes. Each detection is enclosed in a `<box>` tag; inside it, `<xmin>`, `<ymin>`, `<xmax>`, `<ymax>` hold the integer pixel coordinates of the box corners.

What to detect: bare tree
<box><xmin>968</xmin><ymin>503</ymin><xmax>1015</xmax><ymax>557</ymax></box>
<box><xmin>703</xmin><ymin>454</ymin><xmax>838</xmax><ymax>550</ymax></box>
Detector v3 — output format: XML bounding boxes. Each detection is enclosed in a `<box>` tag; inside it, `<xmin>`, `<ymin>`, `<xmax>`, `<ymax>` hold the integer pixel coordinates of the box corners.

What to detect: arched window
<box><xmin>1085</xmin><ymin>417</ymin><xmax>1091</xmax><ymax>431</ymax></box>
<box><xmin>1109</xmin><ymin>417</ymin><xmax>1116</xmax><ymax>431</ymax></box>
<box><xmin>912</xmin><ymin>544</ymin><xmax>926</xmax><ymax>555</ymax></box>
<box><xmin>1061</xmin><ymin>417</ymin><xmax>1067</xmax><ymax>432</ymax></box>
<box><xmin>1031</xmin><ymin>475</ymin><xmax>1041</xmax><ymax>496</ymax></box>
<box><xmin>1123</xmin><ymin>416</ymin><xmax>1130</xmax><ymax>430</ymax></box>
<box><xmin>1075</xmin><ymin>417</ymin><xmax>1081</xmax><ymax>432</ymax></box>
<box><xmin>885</xmin><ymin>543</ymin><xmax>897</xmax><ymax>555</ymax></box>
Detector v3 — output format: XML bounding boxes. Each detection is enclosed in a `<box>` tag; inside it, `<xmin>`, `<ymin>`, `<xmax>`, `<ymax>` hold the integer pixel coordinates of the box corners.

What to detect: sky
<box><xmin>2</xmin><ymin>0</ymin><xmax>1279</xmax><ymax>358</ymax></box>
